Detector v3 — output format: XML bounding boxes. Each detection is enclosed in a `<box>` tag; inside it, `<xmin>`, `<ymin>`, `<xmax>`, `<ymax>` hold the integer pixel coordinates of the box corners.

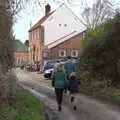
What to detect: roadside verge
<box><xmin>0</xmin><ymin>85</ymin><xmax>46</xmax><ymax>120</ymax></box>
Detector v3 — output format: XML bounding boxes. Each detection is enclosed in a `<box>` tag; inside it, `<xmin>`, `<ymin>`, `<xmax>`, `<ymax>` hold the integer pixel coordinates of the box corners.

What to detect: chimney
<box><xmin>45</xmin><ymin>4</ymin><xmax>51</xmax><ymax>16</ymax></box>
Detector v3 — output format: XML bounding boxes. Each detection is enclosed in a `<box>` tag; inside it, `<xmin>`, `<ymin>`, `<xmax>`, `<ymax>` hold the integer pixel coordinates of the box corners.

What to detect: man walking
<box><xmin>52</xmin><ymin>63</ymin><xmax>68</xmax><ymax>111</ymax></box>
<box><xmin>64</xmin><ymin>56</ymin><xmax>76</xmax><ymax>92</ymax></box>
<box><xmin>64</xmin><ymin>56</ymin><xmax>76</xmax><ymax>79</ymax></box>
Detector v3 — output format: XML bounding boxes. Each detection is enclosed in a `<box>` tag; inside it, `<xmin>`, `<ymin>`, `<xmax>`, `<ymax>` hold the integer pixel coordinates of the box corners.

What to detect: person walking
<box><xmin>68</xmin><ymin>72</ymin><xmax>80</xmax><ymax>111</ymax></box>
<box><xmin>64</xmin><ymin>56</ymin><xmax>76</xmax><ymax>92</ymax></box>
<box><xmin>52</xmin><ymin>63</ymin><xmax>68</xmax><ymax>111</ymax></box>
<box><xmin>54</xmin><ymin>60</ymin><xmax>60</xmax><ymax>70</ymax></box>
<box><xmin>64</xmin><ymin>56</ymin><xmax>76</xmax><ymax>78</ymax></box>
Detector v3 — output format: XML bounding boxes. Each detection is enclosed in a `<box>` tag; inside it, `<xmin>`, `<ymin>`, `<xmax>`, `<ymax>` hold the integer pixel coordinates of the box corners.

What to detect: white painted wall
<box><xmin>42</xmin><ymin>4</ymin><xmax>86</xmax><ymax>46</ymax></box>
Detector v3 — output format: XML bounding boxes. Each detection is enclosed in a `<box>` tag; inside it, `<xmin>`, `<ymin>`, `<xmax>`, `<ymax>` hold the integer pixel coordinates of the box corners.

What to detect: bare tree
<box><xmin>16</xmin><ymin>0</ymin><xmax>87</xmax><ymax>15</ymax></box>
<box><xmin>2</xmin><ymin>0</ymin><xmax>118</xmax><ymax>28</ymax></box>
<box><xmin>81</xmin><ymin>0</ymin><xmax>115</xmax><ymax>29</ymax></box>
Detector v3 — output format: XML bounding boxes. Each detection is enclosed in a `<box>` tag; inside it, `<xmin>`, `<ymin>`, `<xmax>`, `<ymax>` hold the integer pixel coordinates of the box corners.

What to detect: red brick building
<box><xmin>44</xmin><ymin>31</ymin><xmax>86</xmax><ymax>59</ymax></box>
<box><xmin>13</xmin><ymin>40</ymin><xmax>29</xmax><ymax>65</ymax></box>
<box><xmin>14</xmin><ymin>52</ymin><xmax>28</xmax><ymax>64</ymax></box>
<box><xmin>29</xmin><ymin>5</ymin><xmax>53</xmax><ymax>69</ymax></box>
<box><xmin>29</xmin><ymin>4</ymin><xmax>86</xmax><ymax>71</ymax></box>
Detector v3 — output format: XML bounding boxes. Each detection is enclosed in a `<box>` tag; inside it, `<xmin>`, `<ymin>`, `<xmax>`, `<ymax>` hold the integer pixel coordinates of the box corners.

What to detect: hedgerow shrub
<box><xmin>77</xmin><ymin>13</ymin><xmax>120</xmax><ymax>90</ymax></box>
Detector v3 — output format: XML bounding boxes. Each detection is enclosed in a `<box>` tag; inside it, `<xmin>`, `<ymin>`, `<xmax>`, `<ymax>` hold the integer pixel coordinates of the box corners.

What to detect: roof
<box><xmin>46</xmin><ymin>30</ymin><xmax>86</xmax><ymax>49</ymax></box>
<box><xmin>29</xmin><ymin>11</ymin><xmax>54</xmax><ymax>32</ymax></box>
<box><xmin>42</xmin><ymin>4</ymin><xmax>86</xmax><ymax>47</ymax></box>
<box><xmin>13</xmin><ymin>40</ymin><xmax>28</xmax><ymax>52</ymax></box>
<box><xmin>46</xmin><ymin>31</ymin><xmax>76</xmax><ymax>49</ymax></box>
<box><xmin>29</xmin><ymin>4</ymin><xmax>86</xmax><ymax>49</ymax></box>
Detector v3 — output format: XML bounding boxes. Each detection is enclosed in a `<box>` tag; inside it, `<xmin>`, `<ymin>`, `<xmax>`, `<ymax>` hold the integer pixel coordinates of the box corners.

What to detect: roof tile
<box><xmin>29</xmin><ymin>11</ymin><xmax>54</xmax><ymax>32</ymax></box>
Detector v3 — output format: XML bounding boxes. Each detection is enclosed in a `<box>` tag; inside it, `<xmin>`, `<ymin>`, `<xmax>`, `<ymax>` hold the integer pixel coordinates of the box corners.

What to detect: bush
<box><xmin>77</xmin><ymin>13</ymin><xmax>120</xmax><ymax>90</ymax></box>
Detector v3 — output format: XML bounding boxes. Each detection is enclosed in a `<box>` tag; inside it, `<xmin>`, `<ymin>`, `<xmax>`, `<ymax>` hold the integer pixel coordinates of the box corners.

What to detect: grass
<box><xmin>0</xmin><ymin>86</ymin><xmax>46</xmax><ymax>120</ymax></box>
<box><xmin>98</xmin><ymin>87</ymin><xmax>120</xmax><ymax>103</ymax></box>
<box><xmin>80</xmin><ymin>86</ymin><xmax>120</xmax><ymax>105</ymax></box>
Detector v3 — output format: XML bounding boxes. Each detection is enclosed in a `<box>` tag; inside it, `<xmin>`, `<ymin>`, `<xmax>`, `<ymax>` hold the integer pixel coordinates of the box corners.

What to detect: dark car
<box><xmin>43</xmin><ymin>62</ymin><xmax>54</xmax><ymax>79</ymax></box>
<box><xmin>43</xmin><ymin>59</ymin><xmax>67</xmax><ymax>79</ymax></box>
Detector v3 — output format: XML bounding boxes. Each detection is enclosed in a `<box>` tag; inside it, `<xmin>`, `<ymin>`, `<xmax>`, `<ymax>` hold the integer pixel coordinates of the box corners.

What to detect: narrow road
<box><xmin>14</xmin><ymin>68</ymin><xmax>120</xmax><ymax>120</ymax></box>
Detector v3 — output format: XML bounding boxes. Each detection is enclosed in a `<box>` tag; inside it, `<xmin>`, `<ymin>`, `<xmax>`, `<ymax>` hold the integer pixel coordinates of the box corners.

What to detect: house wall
<box><xmin>14</xmin><ymin>52</ymin><xmax>29</xmax><ymax>64</ymax></box>
<box><xmin>28</xmin><ymin>4</ymin><xmax>86</xmax><ymax>71</ymax></box>
<box><xmin>48</xmin><ymin>32</ymin><xmax>84</xmax><ymax>59</ymax></box>
<box><xmin>29</xmin><ymin>27</ymin><xmax>44</xmax><ymax>64</ymax></box>
<box><xmin>42</xmin><ymin>4</ymin><xmax>86</xmax><ymax>46</ymax></box>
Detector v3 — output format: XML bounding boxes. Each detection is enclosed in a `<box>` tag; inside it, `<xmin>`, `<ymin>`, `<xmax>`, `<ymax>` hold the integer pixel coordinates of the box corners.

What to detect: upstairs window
<box><xmin>59</xmin><ymin>49</ymin><xmax>66</xmax><ymax>57</ymax></box>
<box><xmin>64</xmin><ymin>24</ymin><xmax>67</xmax><ymax>27</ymax></box>
<box><xmin>71</xmin><ymin>50</ymin><xmax>79</xmax><ymax>58</ymax></box>
<box><xmin>32</xmin><ymin>32</ymin><xmax>34</xmax><ymax>40</ymax></box>
<box><xmin>59</xmin><ymin>24</ymin><xmax>62</xmax><ymax>26</ymax></box>
<box><xmin>58</xmin><ymin>24</ymin><xmax>68</xmax><ymax>27</ymax></box>
<box><xmin>83</xmin><ymin>31</ymin><xmax>87</xmax><ymax>39</ymax></box>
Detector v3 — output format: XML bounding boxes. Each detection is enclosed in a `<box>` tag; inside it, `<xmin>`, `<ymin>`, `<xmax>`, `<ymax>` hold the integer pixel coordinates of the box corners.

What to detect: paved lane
<box><xmin>14</xmin><ymin>69</ymin><xmax>120</xmax><ymax>120</ymax></box>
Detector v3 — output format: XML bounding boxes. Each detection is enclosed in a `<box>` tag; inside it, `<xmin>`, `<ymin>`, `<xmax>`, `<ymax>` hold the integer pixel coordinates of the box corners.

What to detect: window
<box><xmin>59</xmin><ymin>24</ymin><xmax>62</xmax><ymax>26</ymax></box>
<box><xmin>58</xmin><ymin>24</ymin><xmax>67</xmax><ymax>27</ymax></box>
<box><xmin>83</xmin><ymin>31</ymin><xmax>87</xmax><ymax>39</ymax></box>
<box><xmin>37</xmin><ymin>29</ymin><xmax>39</xmax><ymax>39</ymax></box>
<box><xmin>30</xmin><ymin>32</ymin><xmax>33</xmax><ymax>40</ymax></box>
<box><xmin>34</xmin><ymin>30</ymin><xmax>37</xmax><ymax>39</ymax></box>
<box><xmin>32</xmin><ymin>32</ymin><xmax>34</xmax><ymax>40</ymax></box>
<box><xmin>36</xmin><ymin>29</ymin><xmax>39</xmax><ymax>39</ymax></box>
<box><xmin>64</xmin><ymin>24</ymin><xmax>67</xmax><ymax>27</ymax></box>
<box><xmin>28</xmin><ymin>47</ymin><xmax>30</xmax><ymax>52</ymax></box>
<box><xmin>29</xmin><ymin>33</ymin><xmax>31</xmax><ymax>40</ymax></box>
<box><xmin>34</xmin><ymin>30</ymin><xmax>36</xmax><ymax>39</ymax></box>
<box><xmin>71</xmin><ymin>50</ymin><xmax>79</xmax><ymax>58</ymax></box>
<box><xmin>59</xmin><ymin>49</ymin><xmax>66</xmax><ymax>57</ymax></box>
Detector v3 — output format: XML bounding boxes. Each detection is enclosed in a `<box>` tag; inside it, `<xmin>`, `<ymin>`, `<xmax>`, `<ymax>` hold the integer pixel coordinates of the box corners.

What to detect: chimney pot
<box><xmin>45</xmin><ymin>4</ymin><xmax>51</xmax><ymax>16</ymax></box>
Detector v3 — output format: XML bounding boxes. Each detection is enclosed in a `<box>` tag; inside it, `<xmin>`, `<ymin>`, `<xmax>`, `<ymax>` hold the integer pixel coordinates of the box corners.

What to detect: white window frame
<box><xmin>59</xmin><ymin>49</ymin><xmax>66</xmax><ymax>57</ymax></box>
<box><xmin>71</xmin><ymin>50</ymin><xmax>79</xmax><ymax>58</ymax></box>
<box><xmin>83</xmin><ymin>31</ymin><xmax>87</xmax><ymax>39</ymax></box>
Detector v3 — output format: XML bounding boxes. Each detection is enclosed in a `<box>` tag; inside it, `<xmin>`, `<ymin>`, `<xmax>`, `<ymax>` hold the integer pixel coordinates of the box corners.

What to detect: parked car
<box><xmin>43</xmin><ymin>62</ymin><xmax>54</xmax><ymax>79</ymax></box>
<box><xmin>43</xmin><ymin>59</ymin><xmax>68</xmax><ymax>79</ymax></box>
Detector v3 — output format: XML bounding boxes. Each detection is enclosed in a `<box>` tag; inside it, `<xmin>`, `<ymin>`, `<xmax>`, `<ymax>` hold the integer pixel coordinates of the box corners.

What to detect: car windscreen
<box><xmin>44</xmin><ymin>63</ymin><xmax>53</xmax><ymax>70</ymax></box>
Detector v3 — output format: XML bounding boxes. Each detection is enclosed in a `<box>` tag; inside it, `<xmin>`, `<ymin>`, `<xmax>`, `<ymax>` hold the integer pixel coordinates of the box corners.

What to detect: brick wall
<box><xmin>14</xmin><ymin>52</ymin><xmax>29</xmax><ymax>64</ymax></box>
<box><xmin>49</xmin><ymin>32</ymin><xmax>84</xmax><ymax>59</ymax></box>
<box><xmin>29</xmin><ymin>26</ymin><xmax>44</xmax><ymax>64</ymax></box>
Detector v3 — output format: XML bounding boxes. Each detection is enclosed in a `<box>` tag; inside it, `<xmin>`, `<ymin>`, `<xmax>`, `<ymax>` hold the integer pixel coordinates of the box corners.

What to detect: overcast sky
<box><xmin>13</xmin><ymin>0</ymin><xmax>120</xmax><ymax>43</ymax></box>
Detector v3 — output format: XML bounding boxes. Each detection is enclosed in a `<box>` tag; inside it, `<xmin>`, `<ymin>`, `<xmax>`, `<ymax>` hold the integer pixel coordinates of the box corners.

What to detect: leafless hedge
<box><xmin>0</xmin><ymin>0</ymin><xmax>15</xmax><ymax>104</ymax></box>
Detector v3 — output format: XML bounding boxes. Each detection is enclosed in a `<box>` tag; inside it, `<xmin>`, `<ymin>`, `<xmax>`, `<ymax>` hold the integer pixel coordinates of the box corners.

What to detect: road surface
<box><xmin>14</xmin><ymin>68</ymin><xmax>120</xmax><ymax>120</ymax></box>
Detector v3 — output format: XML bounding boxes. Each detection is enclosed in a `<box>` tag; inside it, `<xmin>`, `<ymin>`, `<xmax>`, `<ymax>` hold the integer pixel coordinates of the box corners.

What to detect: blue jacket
<box><xmin>52</xmin><ymin>68</ymin><xmax>68</xmax><ymax>89</ymax></box>
<box><xmin>64</xmin><ymin>60</ymin><xmax>76</xmax><ymax>76</ymax></box>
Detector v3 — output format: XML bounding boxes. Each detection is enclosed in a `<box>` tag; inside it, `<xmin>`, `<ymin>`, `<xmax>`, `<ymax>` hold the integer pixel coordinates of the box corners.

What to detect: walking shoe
<box><xmin>73</xmin><ymin>105</ymin><xmax>77</xmax><ymax>111</ymax></box>
<box><xmin>70</xmin><ymin>96</ymin><xmax>74</xmax><ymax>103</ymax></box>
<box><xmin>58</xmin><ymin>105</ymin><xmax>62</xmax><ymax>111</ymax></box>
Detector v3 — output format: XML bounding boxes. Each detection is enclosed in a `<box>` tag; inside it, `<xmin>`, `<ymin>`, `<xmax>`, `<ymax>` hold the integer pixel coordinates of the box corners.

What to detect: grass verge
<box><xmin>80</xmin><ymin>87</ymin><xmax>120</xmax><ymax>105</ymax></box>
<box><xmin>0</xmin><ymin>86</ymin><xmax>46</xmax><ymax>120</ymax></box>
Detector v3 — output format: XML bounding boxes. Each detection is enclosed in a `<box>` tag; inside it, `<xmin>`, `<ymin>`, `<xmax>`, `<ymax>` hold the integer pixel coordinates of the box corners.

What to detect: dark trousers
<box><xmin>55</xmin><ymin>88</ymin><xmax>64</xmax><ymax>105</ymax></box>
<box><xmin>64</xmin><ymin>74</ymin><xmax>70</xmax><ymax>92</ymax></box>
